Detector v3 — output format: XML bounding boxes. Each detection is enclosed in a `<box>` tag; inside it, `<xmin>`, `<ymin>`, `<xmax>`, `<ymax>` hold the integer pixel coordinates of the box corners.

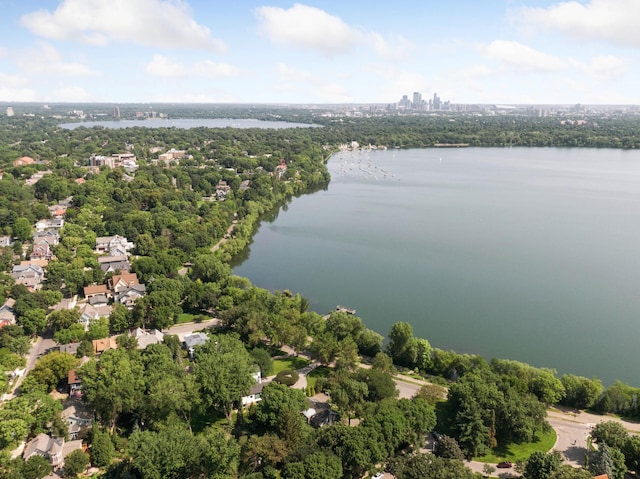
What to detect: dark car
<box><xmin>497</xmin><ymin>461</ymin><xmax>513</xmax><ymax>468</ymax></box>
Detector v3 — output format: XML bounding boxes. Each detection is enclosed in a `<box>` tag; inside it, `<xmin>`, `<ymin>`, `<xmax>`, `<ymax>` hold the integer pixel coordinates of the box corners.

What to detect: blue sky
<box><xmin>0</xmin><ymin>0</ymin><xmax>638</xmax><ymax>104</ymax></box>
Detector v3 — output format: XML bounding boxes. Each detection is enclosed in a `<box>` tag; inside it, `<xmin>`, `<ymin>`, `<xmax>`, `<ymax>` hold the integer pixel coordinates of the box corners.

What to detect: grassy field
<box><xmin>176</xmin><ymin>313</ymin><xmax>198</xmax><ymax>324</ymax></box>
<box><xmin>272</xmin><ymin>357</ymin><xmax>311</xmax><ymax>375</ymax></box>
<box><xmin>475</xmin><ymin>428</ymin><xmax>557</xmax><ymax>463</ymax></box>
<box><xmin>306</xmin><ymin>366</ymin><xmax>331</xmax><ymax>389</ymax></box>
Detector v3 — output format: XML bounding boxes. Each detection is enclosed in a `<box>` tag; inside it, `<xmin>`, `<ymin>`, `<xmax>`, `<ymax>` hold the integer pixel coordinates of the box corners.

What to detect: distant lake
<box><xmin>233</xmin><ymin>147</ymin><xmax>640</xmax><ymax>386</ymax></box>
<box><xmin>59</xmin><ymin>118</ymin><xmax>321</xmax><ymax>130</ymax></box>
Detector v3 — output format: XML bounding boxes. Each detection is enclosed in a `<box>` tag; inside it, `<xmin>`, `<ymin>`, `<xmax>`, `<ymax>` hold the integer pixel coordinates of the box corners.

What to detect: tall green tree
<box><xmin>193</xmin><ymin>334</ymin><xmax>255</xmax><ymax>419</ymax></box>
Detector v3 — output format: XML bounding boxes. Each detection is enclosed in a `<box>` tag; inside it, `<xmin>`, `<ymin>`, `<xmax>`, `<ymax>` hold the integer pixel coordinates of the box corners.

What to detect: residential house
<box><xmin>88</xmin><ymin>294</ymin><xmax>109</xmax><ymax>306</ymax></box>
<box><xmin>26</xmin><ymin>170</ymin><xmax>52</xmax><ymax>186</ymax></box>
<box><xmin>108</xmin><ymin>272</ymin><xmax>139</xmax><ymax>293</ymax></box>
<box><xmin>92</xmin><ymin>337</ymin><xmax>118</xmax><ymax>355</ymax></box>
<box><xmin>308</xmin><ymin>409</ymin><xmax>340</xmax><ymax>428</ymax></box>
<box><xmin>96</xmin><ymin>235</ymin><xmax>133</xmax><ymax>255</ymax></box>
<box><xmin>48</xmin><ymin>205</ymin><xmax>67</xmax><ymax>219</ymax></box>
<box><xmin>22</xmin><ymin>433</ymin><xmax>84</xmax><ymax>468</ymax></box>
<box><xmin>61</xmin><ymin>399</ymin><xmax>92</xmax><ymax>440</ymax></box>
<box><xmin>59</xmin><ymin>343</ymin><xmax>80</xmax><ymax>356</ymax></box>
<box><xmin>33</xmin><ymin>230</ymin><xmax>60</xmax><ymax>246</ymax></box>
<box><xmin>13</xmin><ymin>156</ymin><xmax>35</xmax><ymax>167</ymax></box>
<box><xmin>30</xmin><ymin>242</ymin><xmax>53</xmax><ymax>260</ymax></box>
<box><xmin>0</xmin><ymin>236</ymin><xmax>13</xmax><ymax>247</ymax></box>
<box><xmin>51</xmin><ymin>295</ymin><xmax>78</xmax><ymax>313</ymax></box>
<box><xmin>183</xmin><ymin>332</ymin><xmax>209</xmax><ymax>358</ymax></box>
<box><xmin>115</xmin><ymin>284</ymin><xmax>146</xmax><ymax>309</ymax></box>
<box><xmin>23</xmin><ymin>434</ymin><xmax>65</xmax><ymax>467</ymax></box>
<box><xmin>216</xmin><ymin>180</ymin><xmax>231</xmax><ymax>199</ymax></box>
<box><xmin>34</xmin><ymin>218</ymin><xmax>64</xmax><ymax>232</ymax></box>
<box><xmin>130</xmin><ymin>328</ymin><xmax>164</xmax><ymax>349</ymax></box>
<box><xmin>0</xmin><ymin>298</ymin><xmax>16</xmax><ymax>324</ymax></box>
<box><xmin>242</xmin><ymin>371</ymin><xmax>264</xmax><ymax>406</ymax></box>
<box><xmin>79</xmin><ymin>303</ymin><xmax>111</xmax><ymax>330</ymax></box>
<box><xmin>68</xmin><ymin>369</ymin><xmax>82</xmax><ymax>395</ymax></box>
<box><xmin>83</xmin><ymin>284</ymin><xmax>110</xmax><ymax>300</ymax></box>
<box><xmin>98</xmin><ymin>255</ymin><xmax>130</xmax><ymax>273</ymax></box>
<box><xmin>11</xmin><ymin>263</ymin><xmax>45</xmax><ymax>290</ymax></box>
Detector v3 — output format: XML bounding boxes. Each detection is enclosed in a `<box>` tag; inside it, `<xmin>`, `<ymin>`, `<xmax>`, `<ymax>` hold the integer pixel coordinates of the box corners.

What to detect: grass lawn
<box><xmin>176</xmin><ymin>313</ymin><xmax>198</xmax><ymax>324</ymax></box>
<box><xmin>272</xmin><ymin>357</ymin><xmax>311</xmax><ymax>375</ymax></box>
<box><xmin>475</xmin><ymin>428</ymin><xmax>557</xmax><ymax>463</ymax></box>
<box><xmin>306</xmin><ymin>366</ymin><xmax>331</xmax><ymax>389</ymax></box>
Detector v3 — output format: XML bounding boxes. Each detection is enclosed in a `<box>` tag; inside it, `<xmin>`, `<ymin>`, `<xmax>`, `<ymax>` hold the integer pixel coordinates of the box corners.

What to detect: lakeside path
<box><xmin>177</xmin><ymin>220</ymin><xmax>238</xmax><ymax>275</ymax></box>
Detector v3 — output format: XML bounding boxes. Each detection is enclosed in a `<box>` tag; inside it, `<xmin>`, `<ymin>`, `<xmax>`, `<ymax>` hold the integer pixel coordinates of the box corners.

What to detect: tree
<box><xmin>560</xmin><ymin>374</ymin><xmax>603</xmax><ymax>409</ymax></box>
<box><xmin>355</xmin><ymin>368</ymin><xmax>398</xmax><ymax>402</ymax></box>
<box><xmin>282</xmin><ymin>452</ymin><xmax>343</xmax><ymax>479</ymax></box>
<box><xmin>524</xmin><ymin>451</ymin><xmax>562</xmax><ymax>479</ymax></box>
<box><xmin>388</xmin><ymin>453</ymin><xmax>477</xmax><ymax>479</ymax></box>
<box><xmin>255</xmin><ymin>382</ymin><xmax>308</xmax><ymax>429</ymax></box>
<box><xmin>250</xmin><ymin>347</ymin><xmax>274</xmax><ymax>377</ymax></box>
<box><xmin>193</xmin><ymin>334</ymin><xmax>255</xmax><ymax>419</ymax></box>
<box><xmin>550</xmin><ymin>465</ymin><xmax>593</xmax><ymax>479</ymax></box>
<box><xmin>591</xmin><ymin>421</ymin><xmax>628</xmax><ymax>451</ymax></box>
<box><xmin>593</xmin><ymin>444</ymin><xmax>626</xmax><ymax>479</ymax></box>
<box><xmin>90</xmin><ymin>428</ymin><xmax>114</xmax><ymax>468</ymax></box>
<box><xmin>80</xmin><ymin>349</ymin><xmax>144</xmax><ymax>430</ymax></box>
<box><xmin>24</xmin><ymin>351</ymin><xmax>78</xmax><ymax>393</ymax></box>
<box><xmin>331</xmin><ymin>376</ymin><xmax>368</xmax><ymax>425</ymax></box>
<box><xmin>483</xmin><ymin>463</ymin><xmax>496</xmax><ymax>478</ymax></box>
<box><xmin>48</xmin><ymin>308</ymin><xmax>81</xmax><ymax>332</ymax></box>
<box><xmin>623</xmin><ymin>435</ymin><xmax>640</xmax><ymax>472</ymax></box>
<box><xmin>86</xmin><ymin>317</ymin><xmax>110</xmax><ymax>340</ymax></box>
<box><xmin>371</xmin><ymin>351</ymin><xmax>396</xmax><ymax>375</ymax></box>
<box><xmin>21</xmin><ymin>455</ymin><xmax>52</xmax><ymax>479</ymax></box>
<box><xmin>387</xmin><ymin>322</ymin><xmax>418</xmax><ymax>367</ymax></box>
<box><xmin>18</xmin><ymin>308</ymin><xmax>47</xmax><ymax>336</ymax></box>
<box><xmin>433</xmin><ymin>435</ymin><xmax>465</xmax><ymax>460</ymax></box>
<box><xmin>530</xmin><ymin>370</ymin><xmax>565</xmax><ymax>406</ymax></box>
<box><xmin>63</xmin><ymin>449</ymin><xmax>89</xmax><ymax>477</ymax></box>
<box><xmin>12</xmin><ymin>217</ymin><xmax>32</xmax><ymax>243</ymax></box>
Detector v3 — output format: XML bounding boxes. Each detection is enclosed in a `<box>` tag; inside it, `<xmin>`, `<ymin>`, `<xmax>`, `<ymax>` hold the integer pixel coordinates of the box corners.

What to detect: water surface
<box><xmin>234</xmin><ymin>148</ymin><xmax>640</xmax><ymax>386</ymax></box>
<box><xmin>59</xmin><ymin>118</ymin><xmax>320</xmax><ymax>130</ymax></box>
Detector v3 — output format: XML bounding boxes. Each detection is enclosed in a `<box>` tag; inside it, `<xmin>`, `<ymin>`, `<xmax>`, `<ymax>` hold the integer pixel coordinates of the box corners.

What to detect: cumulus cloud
<box><xmin>18</xmin><ymin>43</ymin><xmax>99</xmax><ymax>77</ymax></box>
<box><xmin>21</xmin><ymin>0</ymin><xmax>226</xmax><ymax>52</ymax></box>
<box><xmin>255</xmin><ymin>4</ymin><xmax>359</xmax><ymax>57</ymax></box>
<box><xmin>479</xmin><ymin>40</ymin><xmax>566</xmax><ymax>72</ymax></box>
<box><xmin>0</xmin><ymin>86</ymin><xmax>39</xmax><ymax>102</ymax></box>
<box><xmin>49</xmin><ymin>85</ymin><xmax>92</xmax><ymax>102</ymax></box>
<box><xmin>274</xmin><ymin>63</ymin><xmax>353</xmax><ymax>102</ymax></box>
<box><xmin>145</xmin><ymin>54</ymin><xmax>243</xmax><ymax>78</ymax></box>
<box><xmin>370</xmin><ymin>33</ymin><xmax>415</xmax><ymax>62</ymax></box>
<box><xmin>255</xmin><ymin>3</ymin><xmax>412</xmax><ymax>60</ymax></box>
<box><xmin>570</xmin><ymin>55</ymin><xmax>629</xmax><ymax>81</ymax></box>
<box><xmin>518</xmin><ymin>0</ymin><xmax>640</xmax><ymax>47</ymax></box>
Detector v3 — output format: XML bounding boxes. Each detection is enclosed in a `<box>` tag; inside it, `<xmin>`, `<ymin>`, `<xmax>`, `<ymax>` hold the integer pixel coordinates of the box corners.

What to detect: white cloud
<box><xmin>0</xmin><ymin>87</ymin><xmax>39</xmax><ymax>102</ymax></box>
<box><xmin>518</xmin><ymin>0</ymin><xmax>640</xmax><ymax>47</ymax></box>
<box><xmin>570</xmin><ymin>55</ymin><xmax>629</xmax><ymax>81</ymax></box>
<box><xmin>0</xmin><ymin>72</ymin><xmax>28</xmax><ymax>88</ymax></box>
<box><xmin>255</xmin><ymin>3</ymin><xmax>411</xmax><ymax>61</ymax></box>
<box><xmin>274</xmin><ymin>63</ymin><xmax>353</xmax><ymax>102</ymax></box>
<box><xmin>18</xmin><ymin>43</ymin><xmax>99</xmax><ymax>77</ymax></box>
<box><xmin>370</xmin><ymin>33</ymin><xmax>415</xmax><ymax>62</ymax></box>
<box><xmin>145</xmin><ymin>54</ymin><xmax>242</xmax><ymax>78</ymax></box>
<box><xmin>479</xmin><ymin>40</ymin><xmax>566</xmax><ymax>72</ymax></box>
<box><xmin>21</xmin><ymin>0</ymin><xmax>226</xmax><ymax>52</ymax></box>
<box><xmin>49</xmin><ymin>85</ymin><xmax>92</xmax><ymax>102</ymax></box>
<box><xmin>255</xmin><ymin>3</ymin><xmax>359</xmax><ymax>57</ymax></box>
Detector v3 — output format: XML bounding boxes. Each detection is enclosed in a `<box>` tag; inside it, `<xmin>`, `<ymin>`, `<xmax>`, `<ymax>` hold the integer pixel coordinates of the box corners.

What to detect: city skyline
<box><xmin>0</xmin><ymin>0</ymin><xmax>639</xmax><ymax>105</ymax></box>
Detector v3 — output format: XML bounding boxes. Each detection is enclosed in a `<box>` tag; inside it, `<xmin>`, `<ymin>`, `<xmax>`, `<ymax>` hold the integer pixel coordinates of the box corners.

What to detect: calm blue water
<box><xmin>59</xmin><ymin>118</ymin><xmax>321</xmax><ymax>130</ymax></box>
<box><xmin>234</xmin><ymin>147</ymin><xmax>640</xmax><ymax>386</ymax></box>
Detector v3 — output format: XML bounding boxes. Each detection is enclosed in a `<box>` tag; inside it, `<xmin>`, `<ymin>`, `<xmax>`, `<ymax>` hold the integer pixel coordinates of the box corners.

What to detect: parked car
<box><xmin>371</xmin><ymin>473</ymin><xmax>385</xmax><ymax>479</ymax></box>
<box><xmin>497</xmin><ymin>461</ymin><xmax>513</xmax><ymax>468</ymax></box>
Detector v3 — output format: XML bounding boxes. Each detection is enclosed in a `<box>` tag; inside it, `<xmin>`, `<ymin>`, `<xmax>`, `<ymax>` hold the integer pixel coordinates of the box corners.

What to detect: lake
<box><xmin>59</xmin><ymin>118</ymin><xmax>321</xmax><ymax>130</ymax></box>
<box><xmin>233</xmin><ymin>147</ymin><xmax>640</xmax><ymax>386</ymax></box>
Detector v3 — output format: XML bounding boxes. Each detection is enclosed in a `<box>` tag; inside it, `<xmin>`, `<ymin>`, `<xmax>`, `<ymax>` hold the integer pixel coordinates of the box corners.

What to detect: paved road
<box><xmin>163</xmin><ymin>318</ymin><xmax>221</xmax><ymax>340</ymax></box>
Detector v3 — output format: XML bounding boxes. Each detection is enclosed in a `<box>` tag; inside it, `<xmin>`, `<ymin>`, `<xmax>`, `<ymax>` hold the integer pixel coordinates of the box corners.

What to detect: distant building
<box><xmin>6</xmin><ymin>107</ymin><xmax>14</xmax><ymax>117</ymax></box>
<box><xmin>112</xmin><ymin>106</ymin><xmax>120</xmax><ymax>118</ymax></box>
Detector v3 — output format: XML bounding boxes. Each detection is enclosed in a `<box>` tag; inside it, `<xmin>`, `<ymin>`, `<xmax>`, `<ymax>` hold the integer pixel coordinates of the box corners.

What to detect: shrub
<box><xmin>274</xmin><ymin>370</ymin><xmax>299</xmax><ymax>386</ymax></box>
